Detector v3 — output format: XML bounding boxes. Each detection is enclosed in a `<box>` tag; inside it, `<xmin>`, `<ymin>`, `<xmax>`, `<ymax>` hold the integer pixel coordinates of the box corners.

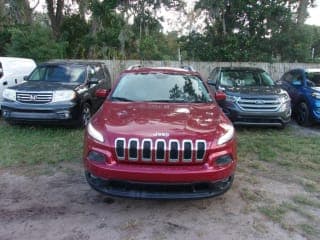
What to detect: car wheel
<box><xmin>79</xmin><ymin>103</ymin><xmax>91</xmax><ymax>127</ymax></box>
<box><xmin>296</xmin><ymin>102</ymin><xmax>311</xmax><ymax>126</ymax></box>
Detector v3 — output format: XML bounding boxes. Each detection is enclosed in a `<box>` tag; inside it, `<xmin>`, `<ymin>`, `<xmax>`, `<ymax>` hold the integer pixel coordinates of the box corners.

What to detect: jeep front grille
<box><xmin>237</xmin><ymin>97</ymin><xmax>281</xmax><ymax>112</ymax></box>
<box><xmin>16</xmin><ymin>92</ymin><xmax>53</xmax><ymax>104</ymax></box>
<box><xmin>115</xmin><ymin>138</ymin><xmax>207</xmax><ymax>164</ymax></box>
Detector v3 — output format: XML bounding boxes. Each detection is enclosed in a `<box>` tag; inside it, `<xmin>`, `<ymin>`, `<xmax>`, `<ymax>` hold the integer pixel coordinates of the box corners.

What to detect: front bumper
<box><xmin>221</xmin><ymin>102</ymin><xmax>291</xmax><ymax>126</ymax></box>
<box><xmin>85</xmin><ymin>171</ymin><xmax>234</xmax><ymax>199</ymax></box>
<box><xmin>1</xmin><ymin>100</ymin><xmax>80</xmax><ymax>124</ymax></box>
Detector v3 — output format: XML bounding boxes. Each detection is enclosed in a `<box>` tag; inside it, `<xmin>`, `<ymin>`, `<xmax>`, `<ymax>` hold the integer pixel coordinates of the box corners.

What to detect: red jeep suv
<box><xmin>83</xmin><ymin>67</ymin><xmax>237</xmax><ymax>199</ymax></box>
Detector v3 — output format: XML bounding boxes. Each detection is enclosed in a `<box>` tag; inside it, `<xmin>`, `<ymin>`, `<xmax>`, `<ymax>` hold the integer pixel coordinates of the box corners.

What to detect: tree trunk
<box><xmin>46</xmin><ymin>0</ymin><xmax>65</xmax><ymax>39</ymax></box>
<box><xmin>296</xmin><ymin>0</ymin><xmax>309</xmax><ymax>25</ymax></box>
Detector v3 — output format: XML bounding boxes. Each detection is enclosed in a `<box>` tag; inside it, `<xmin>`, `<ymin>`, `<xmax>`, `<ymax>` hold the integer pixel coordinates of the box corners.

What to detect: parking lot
<box><xmin>0</xmin><ymin>121</ymin><xmax>319</xmax><ymax>240</ymax></box>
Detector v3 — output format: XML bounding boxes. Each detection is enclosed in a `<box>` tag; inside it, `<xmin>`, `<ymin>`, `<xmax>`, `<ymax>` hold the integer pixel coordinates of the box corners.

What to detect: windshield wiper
<box><xmin>111</xmin><ymin>97</ymin><xmax>133</xmax><ymax>102</ymax></box>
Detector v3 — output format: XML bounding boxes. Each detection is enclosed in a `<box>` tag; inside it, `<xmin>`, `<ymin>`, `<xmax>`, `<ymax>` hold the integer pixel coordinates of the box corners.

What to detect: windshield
<box><xmin>306</xmin><ymin>71</ymin><xmax>320</xmax><ymax>87</ymax></box>
<box><xmin>111</xmin><ymin>73</ymin><xmax>213</xmax><ymax>103</ymax></box>
<box><xmin>220</xmin><ymin>70</ymin><xmax>275</xmax><ymax>87</ymax></box>
<box><xmin>28</xmin><ymin>65</ymin><xmax>86</xmax><ymax>83</ymax></box>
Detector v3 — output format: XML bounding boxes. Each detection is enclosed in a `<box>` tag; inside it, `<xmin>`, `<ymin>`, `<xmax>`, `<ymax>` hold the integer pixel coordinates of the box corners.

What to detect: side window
<box><xmin>208</xmin><ymin>68</ymin><xmax>218</xmax><ymax>86</ymax></box>
<box><xmin>103</xmin><ymin>66</ymin><xmax>112</xmax><ymax>89</ymax></box>
<box><xmin>94</xmin><ymin>64</ymin><xmax>105</xmax><ymax>80</ymax></box>
<box><xmin>291</xmin><ymin>70</ymin><xmax>303</xmax><ymax>86</ymax></box>
<box><xmin>282</xmin><ymin>72</ymin><xmax>293</xmax><ymax>83</ymax></box>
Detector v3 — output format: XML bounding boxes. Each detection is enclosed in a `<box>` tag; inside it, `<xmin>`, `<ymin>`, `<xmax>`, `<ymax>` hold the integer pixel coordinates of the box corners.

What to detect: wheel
<box><xmin>79</xmin><ymin>103</ymin><xmax>91</xmax><ymax>127</ymax></box>
<box><xmin>296</xmin><ymin>102</ymin><xmax>311</xmax><ymax>126</ymax></box>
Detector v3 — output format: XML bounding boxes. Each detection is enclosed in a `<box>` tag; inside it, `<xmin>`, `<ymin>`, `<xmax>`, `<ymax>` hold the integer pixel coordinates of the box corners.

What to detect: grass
<box><xmin>0</xmin><ymin>120</ymin><xmax>84</xmax><ymax>166</ymax></box>
<box><xmin>237</xmin><ymin>125</ymin><xmax>320</xmax><ymax>182</ymax></box>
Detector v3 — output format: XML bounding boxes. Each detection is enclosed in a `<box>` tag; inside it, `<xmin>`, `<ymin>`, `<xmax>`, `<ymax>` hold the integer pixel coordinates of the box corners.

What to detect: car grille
<box><xmin>16</xmin><ymin>92</ymin><xmax>53</xmax><ymax>104</ymax></box>
<box><xmin>115</xmin><ymin>138</ymin><xmax>207</xmax><ymax>164</ymax></box>
<box><xmin>237</xmin><ymin>97</ymin><xmax>281</xmax><ymax>112</ymax></box>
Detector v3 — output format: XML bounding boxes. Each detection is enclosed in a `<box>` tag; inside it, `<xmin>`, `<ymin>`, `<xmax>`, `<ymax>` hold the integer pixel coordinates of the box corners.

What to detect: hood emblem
<box><xmin>255</xmin><ymin>100</ymin><xmax>265</xmax><ymax>104</ymax></box>
<box><xmin>153</xmin><ymin>132</ymin><xmax>170</xmax><ymax>137</ymax></box>
<box><xmin>30</xmin><ymin>94</ymin><xmax>37</xmax><ymax>101</ymax></box>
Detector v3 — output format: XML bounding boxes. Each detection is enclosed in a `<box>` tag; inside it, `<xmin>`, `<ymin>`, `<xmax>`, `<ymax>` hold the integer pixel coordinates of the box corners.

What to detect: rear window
<box><xmin>28</xmin><ymin>65</ymin><xmax>86</xmax><ymax>83</ymax></box>
<box><xmin>220</xmin><ymin>70</ymin><xmax>275</xmax><ymax>87</ymax></box>
<box><xmin>111</xmin><ymin>73</ymin><xmax>213</xmax><ymax>103</ymax></box>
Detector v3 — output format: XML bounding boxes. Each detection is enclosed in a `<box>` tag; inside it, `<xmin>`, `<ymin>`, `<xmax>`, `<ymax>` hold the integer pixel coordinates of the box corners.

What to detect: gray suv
<box><xmin>208</xmin><ymin>67</ymin><xmax>291</xmax><ymax>128</ymax></box>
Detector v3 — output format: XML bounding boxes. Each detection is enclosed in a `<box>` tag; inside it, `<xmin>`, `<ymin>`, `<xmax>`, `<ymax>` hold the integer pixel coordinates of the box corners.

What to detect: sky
<box><xmin>305</xmin><ymin>0</ymin><xmax>320</xmax><ymax>26</ymax></box>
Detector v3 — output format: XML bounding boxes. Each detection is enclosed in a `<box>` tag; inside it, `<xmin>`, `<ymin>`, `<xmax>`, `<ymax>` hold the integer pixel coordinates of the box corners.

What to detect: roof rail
<box><xmin>180</xmin><ymin>65</ymin><xmax>196</xmax><ymax>72</ymax></box>
<box><xmin>127</xmin><ymin>64</ymin><xmax>142</xmax><ymax>70</ymax></box>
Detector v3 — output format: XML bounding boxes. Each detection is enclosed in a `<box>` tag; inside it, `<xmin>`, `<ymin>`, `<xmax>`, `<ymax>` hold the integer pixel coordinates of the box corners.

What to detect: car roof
<box><xmin>218</xmin><ymin>67</ymin><xmax>265</xmax><ymax>71</ymax></box>
<box><xmin>40</xmin><ymin>60</ymin><xmax>105</xmax><ymax>66</ymax></box>
<box><xmin>121</xmin><ymin>66</ymin><xmax>201</xmax><ymax>77</ymax></box>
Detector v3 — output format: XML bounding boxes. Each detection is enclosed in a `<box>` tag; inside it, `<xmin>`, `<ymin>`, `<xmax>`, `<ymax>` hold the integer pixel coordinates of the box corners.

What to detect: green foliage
<box><xmin>0</xmin><ymin>27</ymin><xmax>11</xmax><ymax>55</ymax></box>
<box><xmin>181</xmin><ymin>0</ymin><xmax>320</xmax><ymax>62</ymax></box>
<box><xmin>60</xmin><ymin>14</ymin><xmax>90</xmax><ymax>58</ymax></box>
<box><xmin>5</xmin><ymin>24</ymin><xmax>66</xmax><ymax>62</ymax></box>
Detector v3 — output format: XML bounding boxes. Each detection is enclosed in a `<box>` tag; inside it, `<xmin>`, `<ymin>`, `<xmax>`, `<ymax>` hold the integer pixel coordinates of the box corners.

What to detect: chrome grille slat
<box><xmin>114</xmin><ymin>138</ymin><xmax>207</xmax><ymax>164</ymax></box>
<box><xmin>16</xmin><ymin>92</ymin><xmax>53</xmax><ymax>104</ymax></box>
<box><xmin>237</xmin><ymin>97</ymin><xmax>281</xmax><ymax>112</ymax></box>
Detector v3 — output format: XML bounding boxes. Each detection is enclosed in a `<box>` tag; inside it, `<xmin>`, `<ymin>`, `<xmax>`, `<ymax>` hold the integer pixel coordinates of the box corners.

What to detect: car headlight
<box><xmin>226</xmin><ymin>94</ymin><xmax>239</xmax><ymax>102</ymax></box>
<box><xmin>217</xmin><ymin>123</ymin><xmax>235</xmax><ymax>145</ymax></box>
<box><xmin>3</xmin><ymin>89</ymin><xmax>16</xmax><ymax>101</ymax></box>
<box><xmin>87</xmin><ymin>122</ymin><xmax>104</xmax><ymax>143</ymax></box>
<box><xmin>311</xmin><ymin>92</ymin><xmax>320</xmax><ymax>99</ymax></box>
<box><xmin>52</xmin><ymin>90</ymin><xmax>76</xmax><ymax>102</ymax></box>
<box><xmin>279</xmin><ymin>93</ymin><xmax>290</xmax><ymax>103</ymax></box>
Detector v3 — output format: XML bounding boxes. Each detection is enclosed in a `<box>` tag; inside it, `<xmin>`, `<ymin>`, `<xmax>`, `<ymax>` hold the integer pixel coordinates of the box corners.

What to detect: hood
<box><xmin>224</xmin><ymin>85</ymin><xmax>283</xmax><ymax>97</ymax></box>
<box><xmin>91</xmin><ymin>102</ymin><xmax>231</xmax><ymax>145</ymax></box>
<box><xmin>10</xmin><ymin>81</ymin><xmax>80</xmax><ymax>92</ymax></box>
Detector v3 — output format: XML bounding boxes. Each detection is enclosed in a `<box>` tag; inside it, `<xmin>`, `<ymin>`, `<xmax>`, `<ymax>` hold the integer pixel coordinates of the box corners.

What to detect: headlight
<box><xmin>52</xmin><ymin>90</ymin><xmax>76</xmax><ymax>102</ymax></box>
<box><xmin>87</xmin><ymin>122</ymin><xmax>104</xmax><ymax>143</ymax></box>
<box><xmin>3</xmin><ymin>89</ymin><xmax>16</xmax><ymax>101</ymax></box>
<box><xmin>226</xmin><ymin>94</ymin><xmax>239</xmax><ymax>102</ymax></box>
<box><xmin>279</xmin><ymin>93</ymin><xmax>290</xmax><ymax>103</ymax></box>
<box><xmin>311</xmin><ymin>92</ymin><xmax>320</xmax><ymax>99</ymax></box>
<box><xmin>217</xmin><ymin>123</ymin><xmax>235</xmax><ymax>145</ymax></box>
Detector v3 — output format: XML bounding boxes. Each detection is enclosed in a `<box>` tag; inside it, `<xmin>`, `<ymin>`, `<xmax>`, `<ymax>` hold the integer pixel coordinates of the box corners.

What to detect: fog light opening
<box><xmin>87</xmin><ymin>150</ymin><xmax>106</xmax><ymax>163</ymax></box>
<box><xmin>216</xmin><ymin>155</ymin><xmax>233</xmax><ymax>166</ymax></box>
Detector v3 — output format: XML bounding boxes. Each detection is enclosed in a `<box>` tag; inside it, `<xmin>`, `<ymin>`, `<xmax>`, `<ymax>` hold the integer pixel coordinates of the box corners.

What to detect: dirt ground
<box><xmin>0</xmin><ymin>125</ymin><xmax>319</xmax><ymax>240</ymax></box>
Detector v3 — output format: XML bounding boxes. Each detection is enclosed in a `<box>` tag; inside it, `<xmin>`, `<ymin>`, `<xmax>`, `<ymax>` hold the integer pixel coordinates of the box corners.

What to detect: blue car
<box><xmin>280</xmin><ymin>68</ymin><xmax>320</xmax><ymax>126</ymax></box>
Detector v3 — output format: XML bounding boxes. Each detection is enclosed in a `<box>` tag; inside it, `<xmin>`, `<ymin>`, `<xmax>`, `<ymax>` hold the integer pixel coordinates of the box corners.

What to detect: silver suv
<box><xmin>208</xmin><ymin>67</ymin><xmax>291</xmax><ymax>128</ymax></box>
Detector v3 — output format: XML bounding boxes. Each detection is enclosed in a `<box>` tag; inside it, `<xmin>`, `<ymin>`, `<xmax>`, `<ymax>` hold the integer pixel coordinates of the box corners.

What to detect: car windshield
<box><xmin>220</xmin><ymin>70</ymin><xmax>275</xmax><ymax>87</ymax></box>
<box><xmin>28</xmin><ymin>65</ymin><xmax>86</xmax><ymax>83</ymax></box>
<box><xmin>111</xmin><ymin>73</ymin><xmax>213</xmax><ymax>103</ymax></box>
<box><xmin>306</xmin><ymin>71</ymin><xmax>320</xmax><ymax>87</ymax></box>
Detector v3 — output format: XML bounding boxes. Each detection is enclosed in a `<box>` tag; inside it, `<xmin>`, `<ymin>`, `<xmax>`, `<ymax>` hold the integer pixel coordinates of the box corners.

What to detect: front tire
<box><xmin>296</xmin><ymin>102</ymin><xmax>311</xmax><ymax>126</ymax></box>
<box><xmin>79</xmin><ymin>103</ymin><xmax>91</xmax><ymax>127</ymax></box>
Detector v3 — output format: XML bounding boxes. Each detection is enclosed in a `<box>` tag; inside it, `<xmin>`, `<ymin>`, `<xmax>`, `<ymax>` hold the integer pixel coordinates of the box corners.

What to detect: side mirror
<box><xmin>95</xmin><ymin>89</ymin><xmax>110</xmax><ymax>98</ymax></box>
<box><xmin>23</xmin><ymin>75</ymin><xmax>29</xmax><ymax>81</ymax></box>
<box><xmin>215</xmin><ymin>91</ymin><xmax>226</xmax><ymax>101</ymax></box>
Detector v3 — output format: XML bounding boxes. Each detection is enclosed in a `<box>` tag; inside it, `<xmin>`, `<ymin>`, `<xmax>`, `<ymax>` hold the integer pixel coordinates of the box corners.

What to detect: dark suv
<box><xmin>1</xmin><ymin>60</ymin><xmax>111</xmax><ymax>126</ymax></box>
<box><xmin>208</xmin><ymin>67</ymin><xmax>291</xmax><ymax>128</ymax></box>
<box><xmin>279</xmin><ymin>68</ymin><xmax>320</xmax><ymax>126</ymax></box>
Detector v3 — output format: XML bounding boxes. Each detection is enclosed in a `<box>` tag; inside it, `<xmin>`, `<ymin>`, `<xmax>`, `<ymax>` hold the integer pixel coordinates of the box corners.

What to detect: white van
<box><xmin>0</xmin><ymin>57</ymin><xmax>36</xmax><ymax>108</ymax></box>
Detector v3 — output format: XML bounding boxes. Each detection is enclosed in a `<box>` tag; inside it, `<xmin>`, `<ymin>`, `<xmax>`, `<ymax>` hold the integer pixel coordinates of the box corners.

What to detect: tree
<box><xmin>46</xmin><ymin>0</ymin><xmax>65</xmax><ymax>39</ymax></box>
<box><xmin>6</xmin><ymin>24</ymin><xmax>66</xmax><ymax>62</ymax></box>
